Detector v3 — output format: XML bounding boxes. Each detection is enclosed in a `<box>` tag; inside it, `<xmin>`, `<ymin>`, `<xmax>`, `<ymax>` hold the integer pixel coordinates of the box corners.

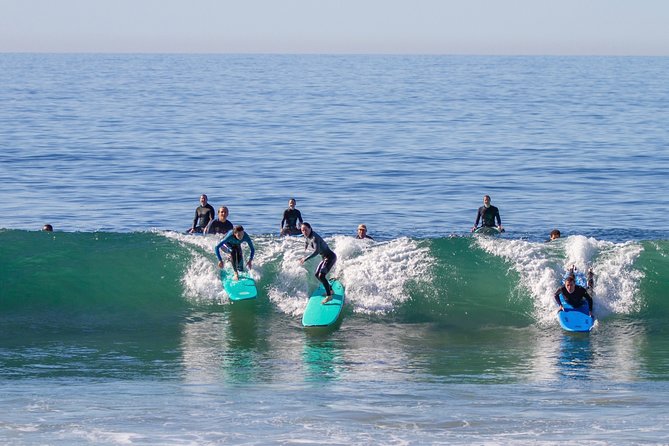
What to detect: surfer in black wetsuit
<box><xmin>356</xmin><ymin>224</ymin><xmax>374</xmax><ymax>240</ymax></box>
<box><xmin>300</xmin><ymin>222</ymin><xmax>337</xmax><ymax>304</ymax></box>
<box><xmin>553</xmin><ymin>274</ymin><xmax>593</xmax><ymax>316</ymax></box>
<box><xmin>189</xmin><ymin>194</ymin><xmax>215</xmax><ymax>233</ymax></box>
<box><xmin>280</xmin><ymin>198</ymin><xmax>303</xmax><ymax>236</ymax></box>
<box><xmin>205</xmin><ymin>206</ymin><xmax>233</xmax><ymax>235</ymax></box>
<box><xmin>471</xmin><ymin>194</ymin><xmax>503</xmax><ymax>232</ymax></box>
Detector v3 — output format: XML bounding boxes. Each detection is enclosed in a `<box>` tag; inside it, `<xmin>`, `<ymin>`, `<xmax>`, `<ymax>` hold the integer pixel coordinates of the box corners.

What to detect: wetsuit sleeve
<box><xmin>495</xmin><ymin>208</ymin><xmax>502</xmax><ymax>226</ymax></box>
<box><xmin>245</xmin><ymin>234</ymin><xmax>255</xmax><ymax>261</ymax></box>
<box><xmin>281</xmin><ymin>210</ymin><xmax>288</xmax><ymax>228</ymax></box>
<box><xmin>192</xmin><ymin>209</ymin><xmax>199</xmax><ymax>229</ymax></box>
<box><xmin>553</xmin><ymin>287</ymin><xmax>564</xmax><ymax>306</ymax></box>
<box><xmin>474</xmin><ymin>207</ymin><xmax>482</xmax><ymax>227</ymax></box>
<box><xmin>583</xmin><ymin>290</ymin><xmax>593</xmax><ymax>312</ymax></box>
<box><xmin>304</xmin><ymin>237</ymin><xmax>319</xmax><ymax>262</ymax></box>
<box><xmin>297</xmin><ymin>210</ymin><xmax>303</xmax><ymax>225</ymax></box>
<box><xmin>215</xmin><ymin>232</ymin><xmax>233</xmax><ymax>261</ymax></box>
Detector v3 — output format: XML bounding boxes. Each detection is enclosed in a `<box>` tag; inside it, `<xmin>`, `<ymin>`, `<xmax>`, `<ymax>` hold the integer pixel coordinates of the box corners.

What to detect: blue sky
<box><xmin>2</xmin><ymin>0</ymin><xmax>668</xmax><ymax>55</ymax></box>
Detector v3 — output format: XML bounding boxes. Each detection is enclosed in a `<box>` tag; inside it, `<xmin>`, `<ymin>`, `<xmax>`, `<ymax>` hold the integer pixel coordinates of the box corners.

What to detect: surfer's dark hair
<box><xmin>233</xmin><ymin>225</ymin><xmax>244</xmax><ymax>233</ymax></box>
<box><xmin>302</xmin><ymin>222</ymin><xmax>312</xmax><ymax>230</ymax></box>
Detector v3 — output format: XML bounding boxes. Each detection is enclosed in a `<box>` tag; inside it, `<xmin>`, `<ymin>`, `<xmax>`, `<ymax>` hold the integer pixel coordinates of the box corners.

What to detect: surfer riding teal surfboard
<box><xmin>554</xmin><ymin>267</ymin><xmax>595</xmax><ymax>332</ymax></box>
<box><xmin>220</xmin><ymin>268</ymin><xmax>257</xmax><ymax>301</ymax></box>
<box><xmin>215</xmin><ymin>225</ymin><xmax>258</xmax><ymax>301</ymax></box>
<box><xmin>298</xmin><ymin>222</ymin><xmax>345</xmax><ymax>326</ymax></box>
<box><xmin>302</xmin><ymin>279</ymin><xmax>345</xmax><ymax>327</ymax></box>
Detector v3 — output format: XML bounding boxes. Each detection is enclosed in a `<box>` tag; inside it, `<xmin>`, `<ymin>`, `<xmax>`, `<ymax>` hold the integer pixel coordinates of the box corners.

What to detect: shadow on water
<box><xmin>226</xmin><ymin>299</ymin><xmax>260</xmax><ymax>350</ymax></box>
<box><xmin>300</xmin><ymin>313</ymin><xmax>346</xmax><ymax>382</ymax></box>
<box><xmin>302</xmin><ymin>336</ymin><xmax>343</xmax><ymax>383</ymax></box>
<box><xmin>556</xmin><ymin>333</ymin><xmax>595</xmax><ymax>380</ymax></box>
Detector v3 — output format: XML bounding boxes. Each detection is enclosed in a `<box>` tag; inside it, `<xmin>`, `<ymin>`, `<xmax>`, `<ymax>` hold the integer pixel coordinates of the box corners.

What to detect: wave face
<box><xmin>2</xmin><ymin>230</ymin><xmax>666</xmax><ymax>331</ymax></box>
<box><xmin>0</xmin><ymin>230</ymin><xmax>190</xmax><ymax>331</ymax></box>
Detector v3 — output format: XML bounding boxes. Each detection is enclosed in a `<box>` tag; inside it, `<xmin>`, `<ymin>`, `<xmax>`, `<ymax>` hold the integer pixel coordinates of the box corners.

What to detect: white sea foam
<box><xmin>268</xmin><ymin>235</ymin><xmax>434</xmax><ymax>316</ymax></box>
<box><xmin>475</xmin><ymin>235</ymin><xmax>644</xmax><ymax>326</ymax></box>
<box><xmin>161</xmin><ymin>230</ymin><xmax>263</xmax><ymax>304</ymax></box>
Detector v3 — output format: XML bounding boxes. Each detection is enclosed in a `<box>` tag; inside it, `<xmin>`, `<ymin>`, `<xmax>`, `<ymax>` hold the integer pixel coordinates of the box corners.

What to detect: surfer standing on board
<box><xmin>280</xmin><ymin>198</ymin><xmax>303</xmax><ymax>236</ymax></box>
<box><xmin>215</xmin><ymin>225</ymin><xmax>255</xmax><ymax>281</ymax></box>
<box><xmin>300</xmin><ymin>222</ymin><xmax>337</xmax><ymax>304</ymax></box>
<box><xmin>554</xmin><ymin>274</ymin><xmax>593</xmax><ymax>316</ymax></box>
<box><xmin>472</xmin><ymin>194</ymin><xmax>503</xmax><ymax>232</ymax></box>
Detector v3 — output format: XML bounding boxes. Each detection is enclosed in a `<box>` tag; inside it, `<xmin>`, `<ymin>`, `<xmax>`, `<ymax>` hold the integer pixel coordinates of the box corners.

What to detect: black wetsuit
<box><xmin>356</xmin><ymin>234</ymin><xmax>374</xmax><ymax>240</ymax></box>
<box><xmin>205</xmin><ymin>219</ymin><xmax>233</xmax><ymax>235</ymax></box>
<box><xmin>192</xmin><ymin>204</ymin><xmax>215</xmax><ymax>233</ymax></box>
<box><xmin>281</xmin><ymin>208</ymin><xmax>303</xmax><ymax>234</ymax></box>
<box><xmin>553</xmin><ymin>285</ymin><xmax>593</xmax><ymax>312</ymax></box>
<box><xmin>304</xmin><ymin>231</ymin><xmax>337</xmax><ymax>295</ymax></box>
<box><xmin>474</xmin><ymin>205</ymin><xmax>501</xmax><ymax>228</ymax></box>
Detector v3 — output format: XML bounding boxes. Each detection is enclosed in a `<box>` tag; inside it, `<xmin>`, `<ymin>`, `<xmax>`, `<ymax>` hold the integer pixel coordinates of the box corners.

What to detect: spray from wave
<box><xmin>475</xmin><ymin>234</ymin><xmax>644</xmax><ymax>327</ymax></box>
<box><xmin>166</xmin><ymin>231</ymin><xmax>434</xmax><ymax>316</ymax></box>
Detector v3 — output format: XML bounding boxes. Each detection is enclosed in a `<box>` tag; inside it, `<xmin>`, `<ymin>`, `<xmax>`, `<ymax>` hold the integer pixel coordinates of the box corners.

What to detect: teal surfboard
<box><xmin>220</xmin><ymin>269</ymin><xmax>257</xmax><ymax>301</ymax></box>
<box><xmin>557</xmin><ymin>271</ymin><xmax>594</xmax><ymax>332</ymax></box>
<box><xmin>302</xmin><ymin>279</ymin><xmax>345</xmax><ymax>327</ymax></box>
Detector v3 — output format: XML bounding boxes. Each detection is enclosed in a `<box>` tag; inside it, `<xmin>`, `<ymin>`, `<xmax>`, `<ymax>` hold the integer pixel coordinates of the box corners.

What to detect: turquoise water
<box><xmin>1</xmin><ymin>54</ymin><xmax>669</xmax><ymax>444</ymax></box>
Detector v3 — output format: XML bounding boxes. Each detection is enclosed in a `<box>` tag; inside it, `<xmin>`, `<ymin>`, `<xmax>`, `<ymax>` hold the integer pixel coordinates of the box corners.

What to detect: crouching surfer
<box><xmin>299</xmin><ymin>222</ymin><xmax>337</xmax><ymax>304</ymax></box>
<box><xmin>215</xmin><ymin>225</ymin><xmax>255</xmax><ymax>281</ymax></box>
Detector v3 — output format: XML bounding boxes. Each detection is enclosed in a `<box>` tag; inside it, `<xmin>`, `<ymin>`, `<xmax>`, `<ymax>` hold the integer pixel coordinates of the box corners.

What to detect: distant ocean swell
<box><xmin>1</xmin><ymin>229</ymin><xmax>666</xmax><ymax>329</ymax></box>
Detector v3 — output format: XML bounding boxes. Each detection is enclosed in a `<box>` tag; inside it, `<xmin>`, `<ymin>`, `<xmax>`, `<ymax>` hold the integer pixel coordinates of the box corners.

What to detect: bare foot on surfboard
<box><xmin>321</xmin><ymin>295</ymin><xmax>333</xmax><ymax>304</ymax></box>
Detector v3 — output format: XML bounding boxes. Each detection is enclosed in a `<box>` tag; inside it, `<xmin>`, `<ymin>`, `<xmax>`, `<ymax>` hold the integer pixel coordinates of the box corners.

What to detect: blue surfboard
<box><xmin>557</xmin><ymin>271</ymin><xmax>594</xmax><ymax>332</ymax></box>
<box><xmin>220</xmin><ymin>269</ymin><xmax>257</xmax><ymax>301</ymax></box>
<box><xmin>302</xmin><ymin>279</ymin><xmax>345</xmax><ymax>327</ymax></box>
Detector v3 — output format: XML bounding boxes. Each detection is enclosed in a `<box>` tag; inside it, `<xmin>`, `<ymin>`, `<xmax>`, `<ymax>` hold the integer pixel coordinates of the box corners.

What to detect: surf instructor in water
<box><xmin>280</xmin><ymin>198</ymin><xmax>303</xmax><ymax>236</ymax></box>
<box><xmin>300</xmin><ymin>222</ymin><xmax>337</xmax><ymax>304</ymax></box>
<box><xmin>215</xmin><ymin>225</ymin><xmax>255</xmax><ymax>281</ymax></box>
<box><xmin>189</xmin><ymin>194</ymin><xmax>215</xmax><ymax>234</ymax></box>
<box><xmin>472</xmin><ymin>194</ymin><xmax>503</xmax><ymax>232</ymax></box>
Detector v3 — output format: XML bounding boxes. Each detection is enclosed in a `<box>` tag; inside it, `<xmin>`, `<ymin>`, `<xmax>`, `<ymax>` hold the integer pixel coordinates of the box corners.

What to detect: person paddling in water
<box><xmin>471</xmin><ymin>194</ymin><xmax>503</xmax><ymax>232</ymax></box>
<box><xmin>300</xmin><ymin>222</ymin><xmax>337</xmax><ymax>304</ymax></box>
<box><xmin>215</xmin><ymin>225</ymin><xmax>255</xmax><ymax>281</ymax></box>
<box><xmin>554</xmin><ymin>272</ymin><xmax>594</xmax><ymax>317</ymax></box>
<box><xmin>280</xmin><ymin>198</ymin><xmax>303</xmax><ymax>236</ymax></box>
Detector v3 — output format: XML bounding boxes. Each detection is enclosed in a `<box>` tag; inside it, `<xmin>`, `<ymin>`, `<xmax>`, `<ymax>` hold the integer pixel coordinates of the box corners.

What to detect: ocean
<box><xmin>1</xmin><ymin>54</ymin><xmax>668</xmax><ymax>444</ymax></box>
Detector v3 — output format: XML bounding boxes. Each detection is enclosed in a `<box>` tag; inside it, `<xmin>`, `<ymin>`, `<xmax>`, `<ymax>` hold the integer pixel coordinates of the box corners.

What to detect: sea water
<box><xmin>1</xmin><ymin>54</ymin><xmax>668</xmax><ymax>444</ymax></box>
